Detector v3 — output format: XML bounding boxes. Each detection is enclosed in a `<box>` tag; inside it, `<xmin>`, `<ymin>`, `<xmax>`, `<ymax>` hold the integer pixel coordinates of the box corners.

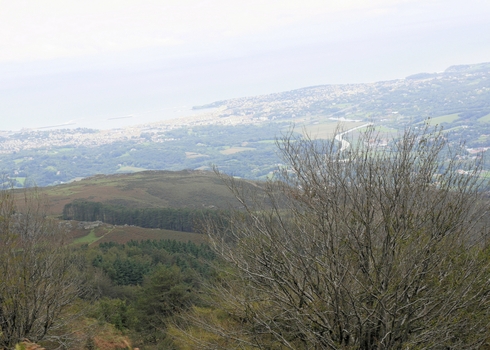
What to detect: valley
<box><xmin>1</xmin><ymin>62</ymin><xmax>489</xmax><ymax>187</ymax></box>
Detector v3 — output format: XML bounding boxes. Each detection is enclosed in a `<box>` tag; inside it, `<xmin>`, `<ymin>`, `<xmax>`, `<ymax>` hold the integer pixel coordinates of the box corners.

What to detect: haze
<box><xmin>1</xmin><ymin>0</ymin><xmax>489</xmax><ymax>131</ymax></box>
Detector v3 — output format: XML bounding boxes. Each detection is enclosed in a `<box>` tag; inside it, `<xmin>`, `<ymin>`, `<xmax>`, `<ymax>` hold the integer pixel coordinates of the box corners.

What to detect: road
<box><xmin>334</xmin><ymin>123</ymin><xmax>373</xmax><ymax>151</ymax></box>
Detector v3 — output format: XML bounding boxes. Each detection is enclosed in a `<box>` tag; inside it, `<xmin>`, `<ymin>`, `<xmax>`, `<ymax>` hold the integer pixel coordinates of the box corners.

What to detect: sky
<box><xmin>1</xmin><ymin>0</ymin><xmax>490</xmax><ymax>131</ymax></box>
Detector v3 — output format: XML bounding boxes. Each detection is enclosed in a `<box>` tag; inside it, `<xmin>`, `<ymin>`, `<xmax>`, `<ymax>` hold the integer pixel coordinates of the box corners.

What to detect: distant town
<box><xmin>1</xmin><ymin>62</ymin><xmax>489</xmax><ymax>186</ymax></box>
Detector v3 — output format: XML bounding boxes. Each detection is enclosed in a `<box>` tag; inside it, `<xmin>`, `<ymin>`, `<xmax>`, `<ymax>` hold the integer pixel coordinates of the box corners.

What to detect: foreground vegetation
<box><xmin>173</xmin><ymin>125</ymin><xmax>490</xmax><ymax>349</ymax></box>
<box><xmin>2</xmin><ymin>123</ymin><xmax>490</xmax><ymax>349</ymax></box>
<box><xmin>0</xmin><ymin>189</ymin><xmax>84</xmax><ymax>348</ymax></box>
<box><xmin>0</xmin><ymin>190</ymin><xmax>218</xmax><ymax>349</ymax></box>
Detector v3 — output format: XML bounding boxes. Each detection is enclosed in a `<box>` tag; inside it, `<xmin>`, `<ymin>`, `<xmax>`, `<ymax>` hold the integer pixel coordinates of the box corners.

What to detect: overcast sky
<box><xmin>1</xmin><ymin>0</ymin><xmax>490</xmax><ymax>130</ymax></box>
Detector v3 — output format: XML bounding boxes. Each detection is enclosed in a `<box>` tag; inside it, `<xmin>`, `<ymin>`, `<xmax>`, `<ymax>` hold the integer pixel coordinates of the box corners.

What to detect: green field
<box><xmin>374</xmin><ymin>126</ymin><xmax>398</xmax><ymax>133</ymax></box>
<box><xmin>257</xmin><ymin>140</ymin><xmax>276</xmax><ymax>144</ymax></box>
<box><xmin>427</xmin><ymin>114</ymin><xmax>460</xmax><ymax>125</ymax></box>
<box><xmin>73</xmin><ymin>229</ymin><xmax>101</xmax><ymax>245</ymax></box>
<box><xmin>478</xmin><ymin>170</ymin><xmax>490</xmax><ymax>179</ymax></box>
<box><xmin>185</xmin><ymin>152</ymin><xmax>209</xmax><ymax>159</ymax></box>
<box><xmin>478</xmin><ymin>113</ymin><xmax>490</xmax><ymax>123</ymax></box>
<box><xmin>15</xmin><ymin>177</ymin><xmax>26</xmax><ymax>185</ymax></box>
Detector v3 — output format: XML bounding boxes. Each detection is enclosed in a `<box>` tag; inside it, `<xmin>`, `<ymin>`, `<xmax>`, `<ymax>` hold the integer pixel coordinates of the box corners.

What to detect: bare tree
<box><xmin>189</xmin><ymin>124</ymin><xmax>490</xmax><ymax>349</ymax></box>
<box><xmin>0</xmin><ymin>187</ymin><xmax>84</xmax><ymax>349</ymax></box>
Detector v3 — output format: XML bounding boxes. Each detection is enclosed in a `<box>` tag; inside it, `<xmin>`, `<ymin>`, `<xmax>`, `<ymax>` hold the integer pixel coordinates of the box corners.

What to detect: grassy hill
<box><xmin>41</xmin><ymin>169</ymin><xmax>254</xmax><ymax>215</ymax></box>
<box><xmin>37</xmin><ymin>169</ymin><xmax>261</xmax><ymax>245</ymax></box>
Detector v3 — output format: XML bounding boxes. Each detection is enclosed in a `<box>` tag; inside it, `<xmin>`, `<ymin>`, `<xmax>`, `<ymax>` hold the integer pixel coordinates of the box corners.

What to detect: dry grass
<box><xmin>39</xmin><ymin>170</ymin><xmax>247</xmax><ymax>215</ymax></box>
<box><xmin>13</xmin><ymin>170</ymin><xmax>257</xmax><ymax>246</ymax></box>
<box><xmin>69</xmin><ymin>222</ymin><xmax>208</xmax><ymax>246</ymax></box>
<box><xmin>95</xmin><ymin>225</ymin><xmax>208</xmax><ymax>245</ymax></box>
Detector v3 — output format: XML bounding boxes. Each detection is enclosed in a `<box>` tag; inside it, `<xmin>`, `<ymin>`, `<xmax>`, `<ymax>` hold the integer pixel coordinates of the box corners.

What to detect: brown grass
<box><xmin>96</xmin><ymin>225</ymin><xmax>208</xmax><ymax>245</ymax></box>
<box><xmin>38</xmin><ymin>170</ymin><xmax>248</xmax><ymax>215</ymax></box>
<box><xmin>68</xmin><ymin>222</ymin><xmax>208</xmax><ymax>246</ymax></box>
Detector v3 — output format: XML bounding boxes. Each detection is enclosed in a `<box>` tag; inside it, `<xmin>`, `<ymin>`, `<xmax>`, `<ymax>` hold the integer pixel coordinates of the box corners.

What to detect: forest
<box><xmin>62</xmin><ymin>200</ymin><xmax>228</xmax><ymax>233</ymax></box>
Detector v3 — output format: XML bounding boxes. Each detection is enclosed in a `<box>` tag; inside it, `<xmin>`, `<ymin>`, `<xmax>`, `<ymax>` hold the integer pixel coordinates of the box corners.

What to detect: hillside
<box><xmin>37</xmin><ymin>169</ymin><xmax>261</xmax><ymax>245</ymax></box>
<box><xmin>67</xmin><ymin>220</ymin><xmax>209</xmax><ymax>246</ymax></box>
<box><xmin>42</xmin><ymin>169</ymin><xmax>252</xmax><ymax>215</ymax></box>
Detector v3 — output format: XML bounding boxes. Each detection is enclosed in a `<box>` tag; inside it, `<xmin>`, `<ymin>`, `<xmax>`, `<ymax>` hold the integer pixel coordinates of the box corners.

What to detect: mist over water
<box><xmin>0</xmin><ymin>53</ymin><xmax>279</xmax><ymax>131</ymax></box>
<box><xmin>0</xmin><ymin>58</ymin><xmax>223</xmax><ymax>131</ymax></box>
<box><xmin>2</xmin><ymin>16</ymin><xmax>490</xmax><ymax>132</ymax></box>
<box><xmin>0</xmin><ymin>103</ymin><xmax>201</xmax><ymax>132</ymax></box>
<box><xmin>70</xmin><ymin>106</ymin><xmax>218</xmax><ymax>130</ymax></box>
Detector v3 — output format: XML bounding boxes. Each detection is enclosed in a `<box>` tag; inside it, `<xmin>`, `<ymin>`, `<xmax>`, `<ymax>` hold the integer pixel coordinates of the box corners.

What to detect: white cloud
<box><xmin>0</xmin><ymin>0</ymin><xmax>428</xmax><ymax>63</ymax></box>
<box><xmin>1</xmin><ymin>0</ymin><xmax>490</xmax><ymax>130</ymax></box>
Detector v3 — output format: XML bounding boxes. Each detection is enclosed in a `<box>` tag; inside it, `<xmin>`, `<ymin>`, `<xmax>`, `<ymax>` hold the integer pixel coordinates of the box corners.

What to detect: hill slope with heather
<box><xmin>42</xmin><ymin>169</ymin><xmax>252</xmax><ymax>215</ymax></box>
<box><xmin>38</xmin><ymin>169</ymin><xmax>259</xmax><ymax>245</ymax></box>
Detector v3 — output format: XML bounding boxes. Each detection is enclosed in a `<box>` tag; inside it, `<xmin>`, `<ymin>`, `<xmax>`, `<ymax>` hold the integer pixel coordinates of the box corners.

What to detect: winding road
<box><xmin>334</xmin><ymin>123</ymin><xmax>373</xmax><ymax>151</ymax></box>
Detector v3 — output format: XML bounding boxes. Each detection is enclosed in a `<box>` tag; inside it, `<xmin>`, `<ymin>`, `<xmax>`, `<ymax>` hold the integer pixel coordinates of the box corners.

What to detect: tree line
<box><xmin>63</xmin><ymin>200</ymin><xmax>227</xmax><ymax>232</ymax></box>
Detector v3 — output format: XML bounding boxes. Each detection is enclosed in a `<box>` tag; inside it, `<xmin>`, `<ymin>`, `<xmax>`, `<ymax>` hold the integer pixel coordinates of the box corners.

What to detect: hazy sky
<box><xmin>1</xmin><ymin>0</ymin><xmax>490</xmax><ymax>130</ymax></box>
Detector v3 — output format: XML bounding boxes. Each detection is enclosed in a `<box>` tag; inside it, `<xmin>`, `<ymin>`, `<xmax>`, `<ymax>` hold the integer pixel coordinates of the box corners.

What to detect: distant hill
<box><xmin>36</xmin><ymin>170</ymin><xmax>264</xmax><ymax>245</ymax></box>
<box><xmin>41</xmin><ymin>169</ymin><xmax>257</xmax><ymax>215</ymax></box>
